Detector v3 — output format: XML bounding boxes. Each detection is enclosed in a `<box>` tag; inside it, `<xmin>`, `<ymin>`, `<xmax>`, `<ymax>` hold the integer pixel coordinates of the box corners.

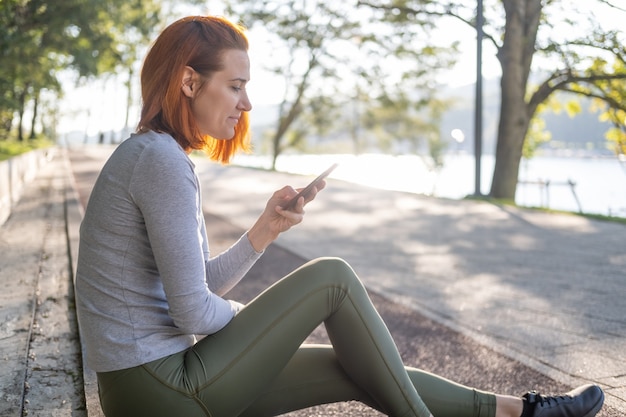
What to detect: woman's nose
<box><xmin>239</xmin><ymin>92</ymin><xmax>252</xmax><ymax>112</ymax></box>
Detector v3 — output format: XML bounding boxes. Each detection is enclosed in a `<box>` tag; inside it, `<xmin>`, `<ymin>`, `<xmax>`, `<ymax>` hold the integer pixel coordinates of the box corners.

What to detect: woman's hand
<box><xmin>246</xmin><ymin>180</ymin><xmax>326</xmax><ymax>252</ymax></box>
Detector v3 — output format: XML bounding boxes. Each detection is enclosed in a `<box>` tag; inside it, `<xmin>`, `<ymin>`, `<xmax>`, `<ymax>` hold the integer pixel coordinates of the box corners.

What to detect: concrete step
<box><xmin>0</xmin><ymin>150</ymin><xmax>86</xmax><ymax>416</ymax></box>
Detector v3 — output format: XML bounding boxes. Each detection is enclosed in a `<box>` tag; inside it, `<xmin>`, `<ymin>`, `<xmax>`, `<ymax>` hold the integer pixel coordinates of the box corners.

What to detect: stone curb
<box><xmin>0</xmin><ymin>148</ymin><xmax>85</xmax><ymax>416</ymax></box>
<box><xmin>64</xmin><ymin>150</ymin><xmax>105</xmax><ymax>417</ymax></box>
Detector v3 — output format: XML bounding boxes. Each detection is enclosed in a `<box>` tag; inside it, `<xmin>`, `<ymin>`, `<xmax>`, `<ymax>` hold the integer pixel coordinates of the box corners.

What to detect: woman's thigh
<box><xmin>99</xmin><ymin>257</ymin><xmax>355</xmax><ymax>417</ymax></box>
<box><xmin>177</xmin><ymin>257</ymin><xmax>361</xmax><ymax>416</ymax></box>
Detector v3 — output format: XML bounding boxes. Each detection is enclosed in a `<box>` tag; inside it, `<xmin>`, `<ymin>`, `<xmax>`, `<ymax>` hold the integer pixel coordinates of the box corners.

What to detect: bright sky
<box><xmin>54</xmin><ymin>0</ymin><xmax>622</xmax><ymax>138</ymax></box>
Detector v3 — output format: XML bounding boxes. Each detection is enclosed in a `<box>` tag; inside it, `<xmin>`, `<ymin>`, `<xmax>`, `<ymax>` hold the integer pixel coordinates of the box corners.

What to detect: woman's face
<box><xmin>190</xmin><ymin>49</ymin><xmax>252</xmax><ymax>139</ymax></box>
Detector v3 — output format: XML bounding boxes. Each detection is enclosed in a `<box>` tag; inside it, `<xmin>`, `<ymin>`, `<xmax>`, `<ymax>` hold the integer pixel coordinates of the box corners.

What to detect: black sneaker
<box><xmin>523</xmin><ymin>384</ymin><xmax>604</xmax><ymax>417</ymax></box>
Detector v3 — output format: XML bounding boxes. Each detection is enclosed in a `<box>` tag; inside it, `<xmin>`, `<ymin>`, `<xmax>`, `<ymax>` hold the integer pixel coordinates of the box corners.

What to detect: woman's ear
<box><xmin>181</xmin><ymin>66</ymin><xmax>195</xmax><ymax>98</ymax></box>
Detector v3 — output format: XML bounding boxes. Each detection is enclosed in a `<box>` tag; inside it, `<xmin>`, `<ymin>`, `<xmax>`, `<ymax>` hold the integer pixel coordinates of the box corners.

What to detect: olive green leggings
<box><xmin>97</xmin><ymin>257</ymin><xmax>496</xmax><ymax>417</ymax></box>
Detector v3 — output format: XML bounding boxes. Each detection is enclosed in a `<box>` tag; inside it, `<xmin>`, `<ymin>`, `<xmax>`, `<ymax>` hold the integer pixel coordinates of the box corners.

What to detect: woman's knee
<box><xmin>306</xmin><ymin>256</ymin><xmax>351</xmax><ymax>274</ymax></box>
<box><xmin>303</xmin><ymin>257</ymin><xmax>363</xmax><ymax>288</ymax></box>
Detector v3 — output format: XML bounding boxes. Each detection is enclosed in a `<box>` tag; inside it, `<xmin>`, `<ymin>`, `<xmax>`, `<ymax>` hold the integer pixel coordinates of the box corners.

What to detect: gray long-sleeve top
<box><xmin>76</xmin><ymin>131</ymin><xmax>262</xmax><ymax>372</ymax></box>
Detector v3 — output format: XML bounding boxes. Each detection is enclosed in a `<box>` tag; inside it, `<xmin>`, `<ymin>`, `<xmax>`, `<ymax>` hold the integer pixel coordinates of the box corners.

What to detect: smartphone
<box><xmin>281</xmin><ymin>163</ymin><xmax>338</xmax><ymax>210</ymax></box>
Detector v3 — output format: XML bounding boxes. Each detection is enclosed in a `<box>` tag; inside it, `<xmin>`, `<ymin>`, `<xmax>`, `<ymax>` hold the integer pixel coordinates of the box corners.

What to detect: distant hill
<box><xmin>69</xmin><ymin>77</ymin><xmax>613</xmax><ymax>156</ymax></box>
<box><xmin>439</xmin><ymin>78</ymin><xmax>614</xmax><ymax>156</ymax></box>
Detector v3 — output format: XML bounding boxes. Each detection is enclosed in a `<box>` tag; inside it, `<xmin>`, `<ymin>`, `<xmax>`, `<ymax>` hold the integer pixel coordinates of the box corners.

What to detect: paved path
<box><xmin>0</xmin><ymin>149</ymin><xmax>85</xmax><ymax>416</ymax></box>
<box><xmin>71</xmin><ymin>145</ymin><xmax>625</xmax><ymax>415</ymax></box>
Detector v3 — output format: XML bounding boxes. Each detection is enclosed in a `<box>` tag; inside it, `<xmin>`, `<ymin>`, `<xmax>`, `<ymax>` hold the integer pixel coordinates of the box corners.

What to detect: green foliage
<box><xmin>523</xmin><ymin>94</ymin><xmax>558</xmax><ymax>159</ymax></box>
<box><xmin>363</xmin><ymin>91</ymin><xmax>443</xmax><ymax>154</ymax></box>
<box><xmin>588</xmin><ymin>59</ymin><xmax>626</xmax><ymax>156</ymax></box>
<box><xmin>601</xmin><ymin>112</ymin><xmax>626</xmax><ymax>155</ymax></box>
<box><xmin>523</xmin><ymin>115</ymin><xmax>551</xmax><ymax>159</ymax></box>
<box><xmin>541</xmin><ymin>26</ymin><xmax>626</xmax><ymax>158</ymax></box>
<box><xmin>226</xmin><ymin>0</ymin><xmax>455</xmax><ymax>165</ymax></box>
<box><xmin>464</xmin><ymin>195</ymin><xmax>626</xmax><ymax>223</ymax></box>
<box><xmin>0</xmin><ymin>137</ymin><xmax>53</xmax><ymax>161</ymax></box>
<box><xmin>0</xmin><ymin>0</ymin><xmax>163</xmax><ymax>140</ymax></box>
<box><xmin>427</xmin><ymin>134</ymin><xmax>447</xmax><ymax>169</ymax></box>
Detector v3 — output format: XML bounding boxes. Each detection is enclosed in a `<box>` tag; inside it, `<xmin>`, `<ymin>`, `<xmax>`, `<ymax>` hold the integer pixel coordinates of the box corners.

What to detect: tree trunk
<box><xmin>490</xmin><ymin>79</ymin><xmax>529</xmax><ymax>200</ymax></box>
<box><xmin>271</xmin><ymin>130</ymin><xmax>281</xmax><ymax>171</ymax></box>
<box><xmin>269</xmin><ymin>54</ymin><xmax>317</xmax><ymax>170</ymax></box>
<box><xmin>29</xmin><ymin>91</ymin><xmax>39</xmax><ymax>140</ymax></box>
<box><xmin>270</xmin><ymin>95</ymin><xmax>305</xmax><ymax>171</ymax></box>
<box><xmin>123</xmin><ymin>66</ymin><xmax>134</xmax><ymax>142</ymax></box>
<box><xmin>17</xmin><ymin>89</ymin><xmax>26</xmax><ymax>142</ymax></box>
<box><xmin>489</xmin><ymin>0</ymin><xmax>542</xmax><ymax>200</ymax></box>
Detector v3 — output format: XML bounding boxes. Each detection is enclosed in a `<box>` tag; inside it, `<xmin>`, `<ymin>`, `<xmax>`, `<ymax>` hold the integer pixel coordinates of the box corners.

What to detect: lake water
<box><xmin>232</xmin><ymin>153</ymin><xmax>626</xmax><ymax>217</ymax></box>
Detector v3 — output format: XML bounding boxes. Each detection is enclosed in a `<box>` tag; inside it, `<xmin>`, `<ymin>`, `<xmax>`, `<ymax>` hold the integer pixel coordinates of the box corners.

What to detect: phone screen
<box><xmin>281</xmin><ymin>163</ymin><xmax>338</xmax><ymax>210</ymax></box>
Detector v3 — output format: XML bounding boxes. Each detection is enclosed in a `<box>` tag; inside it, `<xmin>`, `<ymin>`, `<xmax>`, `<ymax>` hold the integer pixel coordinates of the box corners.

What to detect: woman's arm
<box><xmin>131</xmin><ymin>141</ymin><xmax>237</xmax><ymax>335</ymax></box>
<box><xmin>204</xmin><ymin>181</ymin><xmax>325</xmax><ymax>296</ymax></box>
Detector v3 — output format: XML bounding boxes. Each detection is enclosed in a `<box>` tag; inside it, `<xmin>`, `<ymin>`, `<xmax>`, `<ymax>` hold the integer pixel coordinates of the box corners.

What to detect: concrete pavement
<box><xmin>0</xmin><ymin>148</ymin><xmax>85</xmax><ymax>416</ymax></box>
<box><xmin>1</xmin><ymin>144</ymin><xmax>623</xmax><ymax>416</ymax></box>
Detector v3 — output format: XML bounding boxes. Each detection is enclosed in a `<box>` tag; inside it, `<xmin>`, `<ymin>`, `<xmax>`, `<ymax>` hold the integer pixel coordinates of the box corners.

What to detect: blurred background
<box><xmin>2</xmin><ymin>0</ymin><xmax>625</xmax><ymax>217</ymax></box>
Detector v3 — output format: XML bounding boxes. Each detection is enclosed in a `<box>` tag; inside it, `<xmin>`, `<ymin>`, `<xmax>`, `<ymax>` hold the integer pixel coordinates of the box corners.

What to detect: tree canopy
<box><xmin>358</xmin><ymin>0</ymin><xmax>626</xmax><ymax>199</ymax></box>
<box><xmin>0</xmin><ymin>0</ymin><xmax>161</xmax><ymax>140</ymax></box>
<box><xmin>226</xmin><ymin>0</ymin><xmax>456</xmax><ymax>169</ymax></box>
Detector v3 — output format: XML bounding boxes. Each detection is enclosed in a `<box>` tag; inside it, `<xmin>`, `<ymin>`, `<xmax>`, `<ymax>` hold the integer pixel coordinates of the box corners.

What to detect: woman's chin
<box><xmin>205</xmin><ymin>132</ymin><xmax>234</xmax><ymax>141</ymax></box>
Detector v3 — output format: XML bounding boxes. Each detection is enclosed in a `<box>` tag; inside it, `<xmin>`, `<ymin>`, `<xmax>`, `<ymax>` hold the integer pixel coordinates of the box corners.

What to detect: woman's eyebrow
<box><xmin>229</xmin><ymin>77</ymin><xmax>248</xmax><ymax>83</ymax></box>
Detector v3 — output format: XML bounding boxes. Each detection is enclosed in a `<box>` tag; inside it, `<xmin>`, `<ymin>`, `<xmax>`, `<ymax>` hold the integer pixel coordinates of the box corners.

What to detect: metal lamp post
<box><xmin>474</xmin><ymin>0</ymin><xmax>483</xmax><ymax>196</ymax></box>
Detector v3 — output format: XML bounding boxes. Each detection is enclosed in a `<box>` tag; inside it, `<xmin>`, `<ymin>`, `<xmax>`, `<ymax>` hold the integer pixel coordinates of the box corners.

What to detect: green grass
<box><xmin>568</xmin><ymin>211</ymin><xmax>626</xmax><ymax>225</ymax></box>
<box><xmin>0</xmin><ymin>138</ymin><xmax>54</xmax><ymax>161</ymax></box>
<box><xmin>465</xmin><ymin>194</ymin><xmax>626</xmax><ymax>224</ymax></box>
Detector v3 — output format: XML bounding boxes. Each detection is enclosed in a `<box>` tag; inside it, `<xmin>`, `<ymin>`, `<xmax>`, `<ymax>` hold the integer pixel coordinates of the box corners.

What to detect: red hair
<box><xmin>138</xmin><ymin>16</ymin><xmax>251</xmax><ymax>163</ymax></box>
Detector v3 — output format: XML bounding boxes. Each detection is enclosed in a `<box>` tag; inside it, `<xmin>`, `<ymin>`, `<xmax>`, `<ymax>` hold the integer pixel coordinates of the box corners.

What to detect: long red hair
<box><xmin>138</xmin><ymin>16</ymin><xmax>251</xmax><ymax>163</ymax></box>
